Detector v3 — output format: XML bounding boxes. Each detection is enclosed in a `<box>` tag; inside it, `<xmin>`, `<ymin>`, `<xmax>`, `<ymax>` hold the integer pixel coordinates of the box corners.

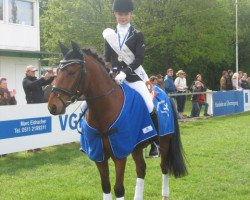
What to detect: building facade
<box><xmin>0</xmin><ymin>0</ymin><xmax>42</xmax><ymax>105</ymax></box>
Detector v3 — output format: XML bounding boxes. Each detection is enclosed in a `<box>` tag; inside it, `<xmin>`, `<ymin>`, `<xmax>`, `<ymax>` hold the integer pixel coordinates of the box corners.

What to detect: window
<box><xmin>8</xmin><ymin>0</ymin><xmax>34</xmax><ymax>26</ymax></box>
<box><xmin>0</xmin><ymin>0</ymin><xmax>3</xmax><ymax>21</ymax></box>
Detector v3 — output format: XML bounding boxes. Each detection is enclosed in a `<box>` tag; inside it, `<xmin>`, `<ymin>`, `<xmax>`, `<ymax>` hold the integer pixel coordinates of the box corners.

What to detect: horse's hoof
<box><xmin>162</xmin><ymin>196</ymin><xmax>169</xmax><ymax>200</ymax></box>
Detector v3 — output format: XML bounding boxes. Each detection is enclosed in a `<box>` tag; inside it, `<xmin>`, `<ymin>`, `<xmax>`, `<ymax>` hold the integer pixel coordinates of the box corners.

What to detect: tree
<box><xmin>40</xmin><ymin>0</ymin><xmax>114</xmax><ymax>55</ymax></box>
<box><xmin>133</xmin><ymin>0</ymin><xmax>235</xmax><ymax>89</ymax></box>
<box><xmin>40</xmin><ymin>0</ymin><xmax>249</xmax><ymax>89</ymax></box>
<box><xmin>238</xmin><ymin>0</ymin><xmax>250</xmax><ymax>74</ymax></box>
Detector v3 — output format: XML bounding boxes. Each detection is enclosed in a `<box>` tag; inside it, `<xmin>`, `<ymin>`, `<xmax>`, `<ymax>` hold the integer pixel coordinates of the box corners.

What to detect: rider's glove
<box><xmin>115</xmin><ymin>71</ymin><xmax>127</xmax><ymax>85</ymax></box>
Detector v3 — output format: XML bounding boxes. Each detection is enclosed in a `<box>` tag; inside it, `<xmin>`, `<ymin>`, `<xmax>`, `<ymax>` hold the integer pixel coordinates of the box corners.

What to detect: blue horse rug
<box><xmin>80</xmin><ymin>83</ymin><xmax>157</xmax><ymax>162</ymax></box>
<box><xmin>152</xmin><ymin>85</ymin><xmax>175</xmax><ymax>136</ymax></box>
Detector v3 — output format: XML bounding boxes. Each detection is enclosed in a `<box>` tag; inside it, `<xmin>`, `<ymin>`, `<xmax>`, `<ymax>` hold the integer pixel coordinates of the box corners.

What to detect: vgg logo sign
<box><xmin>59</xmin><ymin>113</ymin><xmax>83</xmax><ymax>131</ymax></box>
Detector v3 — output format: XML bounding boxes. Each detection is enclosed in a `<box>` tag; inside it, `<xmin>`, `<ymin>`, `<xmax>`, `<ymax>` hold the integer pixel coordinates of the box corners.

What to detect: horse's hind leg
<box><xmin>159</xmin><ymin>136</ymin><xmax>171</xmax><ymax>200</ymax></box>
<box><xmin>132</xmin><ymin>144</ymin><xmax>146</xmax><ymax>200</ymax></box>
<box><xmin>113</xmin><ymin>158</ymin><xmax>127</xmax><ymax>199</ymax></box>
<box><xmin>96</xmin><ymin>160</ymin><xmax>112</xmax><ymax>200</ymax></box>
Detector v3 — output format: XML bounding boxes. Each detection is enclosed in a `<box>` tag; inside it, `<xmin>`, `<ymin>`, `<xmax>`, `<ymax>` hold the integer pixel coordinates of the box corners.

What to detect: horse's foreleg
<box><xmin>132</xmin><ymin>145</ymin><xmax>146</xmax><ymax>200</ymax></box>
<box><xmin>113</xmin><ymin>158</ymin><xmax>127</xmax><ymax>199</ymax></box>
<box><xmin>159</xmin><ymin>136</ymin><xmax>171</xmax><ymax>200</ymax></box>
<box><xmin>96</xmin><ymin>160</ymin><xmax>112</xmax><ymax>200</ymax></box>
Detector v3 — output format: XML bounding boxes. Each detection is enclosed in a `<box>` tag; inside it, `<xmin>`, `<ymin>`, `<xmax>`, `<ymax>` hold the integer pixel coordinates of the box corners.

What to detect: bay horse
<box><xmin>48</xmin><ymin>41</ymin><xmax>187</xmax><ymax>200</ymax></box>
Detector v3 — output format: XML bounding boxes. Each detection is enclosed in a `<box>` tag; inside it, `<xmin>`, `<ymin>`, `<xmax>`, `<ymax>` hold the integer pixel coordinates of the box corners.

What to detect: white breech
<box><xmin>103</xmin><ymin>193</ymin><xmax>112</xmax><ymax>200</ymax></box>
<box><xmin>162</xmin><ymin>174</ymin><xmax>170</xmax><ymax>198</ymax></box>
<box><xmin>134</xmin><ymin>178</ymin><xmax>145</xmax><ymax>200</ymax></box>
<box><xmin>116</xmin><ymin>197</ymin><xmax>124</xmax><ymax>200</ymax></box>
<box><xmin>124</xmin><ymin>80</ymin><xmax>154</xmax><ymax>113</ymax></box>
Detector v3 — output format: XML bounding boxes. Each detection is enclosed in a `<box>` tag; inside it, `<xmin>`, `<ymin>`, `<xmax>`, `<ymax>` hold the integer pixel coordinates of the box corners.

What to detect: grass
<box><xmin>0</xmin><ymin>112</ymin><xmax>249</xmax><ymax>200</ymax></box>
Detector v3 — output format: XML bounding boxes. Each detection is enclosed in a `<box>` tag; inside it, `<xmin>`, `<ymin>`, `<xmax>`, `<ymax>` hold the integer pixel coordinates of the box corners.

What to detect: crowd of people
<box><xmin>220</xmin><ymin>70</ymin><xmax>250</xmax><ymax>90</ymax></box>
<box><xmin>150</xmin><ymin>68</ymin><xmax>212</xmax><ymax>119</ymax></box>
<box><xmin>0</xmin><ymin>65</ymin><xmax>56</xmax><ymax>106</ymax></box>
<box><xmin>149</xmin><ymin>68</ymin><xmax>250</xmax><ymax>119</ymax></box>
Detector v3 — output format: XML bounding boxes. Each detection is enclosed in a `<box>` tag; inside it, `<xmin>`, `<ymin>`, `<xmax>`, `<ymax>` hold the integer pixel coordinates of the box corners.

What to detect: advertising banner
<box><xmin>213</xmin><ymin>91</ymin><xmax>244</xmax><ymax>116</ymax></box>
<box><xmin>243</xmin><ymin>90</ymin><xmax>250</xmax><ymax>111</ymax></box>
<box><xmin>0</xmin><ymin>102</ymin><xmax>83</xmax><ymax>155</ymax></box>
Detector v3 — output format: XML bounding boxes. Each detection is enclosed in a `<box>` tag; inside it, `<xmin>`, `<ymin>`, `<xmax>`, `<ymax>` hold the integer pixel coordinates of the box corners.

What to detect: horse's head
<box><xmin>48</xmin><ymin>41</ymin><xmax>86</xmax><ymax>115</ymax></box>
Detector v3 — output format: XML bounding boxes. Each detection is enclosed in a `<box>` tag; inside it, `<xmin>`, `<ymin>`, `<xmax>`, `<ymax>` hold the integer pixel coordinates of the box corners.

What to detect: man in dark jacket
<box><xmin>22</xmin><ymin>65</ymin><xmax>54</xmax><ymax>104</ymax></box>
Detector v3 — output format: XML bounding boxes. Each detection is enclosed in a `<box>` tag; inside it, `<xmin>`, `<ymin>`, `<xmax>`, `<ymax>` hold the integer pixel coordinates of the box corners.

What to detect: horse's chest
<box><xmin>102</xmin><ymin>138</ymin><xmax>113</xmax><ymax>158</ymax></box>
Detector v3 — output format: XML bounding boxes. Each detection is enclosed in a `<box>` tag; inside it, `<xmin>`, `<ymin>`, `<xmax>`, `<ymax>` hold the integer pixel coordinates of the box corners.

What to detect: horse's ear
<box><xmin>71</xmin><ymin>41</ymin><xmax>80</xmax><ymax>51</ymax></box>
<box><xmin>71</xmin><ymin>41</ymin><xmax>84</xmax><ymax>58</ymax></box>
<box><xmin>59</xmin><ymin>41</ymin><xmax>70</xmax><ymax>57</ymax></box>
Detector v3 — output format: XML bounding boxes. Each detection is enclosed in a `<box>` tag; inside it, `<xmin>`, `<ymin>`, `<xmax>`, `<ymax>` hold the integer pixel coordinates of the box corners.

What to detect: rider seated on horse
<box><xmin>103</xmin><ymin>0</ymin><xmax>159</xmax><ymax>157</ymax></box>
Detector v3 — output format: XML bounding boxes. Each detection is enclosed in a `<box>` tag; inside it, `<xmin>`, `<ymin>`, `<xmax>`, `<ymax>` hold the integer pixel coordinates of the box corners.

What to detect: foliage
<box><xmin>0</xmin><ymin>112</ymin><xmax>249</xmax><ymax>199</ymax></box>
<box><xmin>40</xmin><ymin>0</ymin><xmax>114</xmax><ymax>55</ymax></box>
<box><xmin>40</xmin><ymin>0</ymin><xmax>250</xmax><ymax>89</ymax></box>
<box><xmin>133</xmin><ymin>0</ymin><xmax>235</xmax><ymax>89</ymax></box>
<box><xmin>238</xmin><ymin>0</ymin><xmax>250</xmax><ymax>72</ymax></box>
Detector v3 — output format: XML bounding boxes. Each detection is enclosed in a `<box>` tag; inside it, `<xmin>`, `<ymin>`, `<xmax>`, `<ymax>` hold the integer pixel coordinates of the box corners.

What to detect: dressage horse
<box><xmin>48</xmin><ymin>41</ymin><xmax>187</xmax><ymax>200</ymax></box>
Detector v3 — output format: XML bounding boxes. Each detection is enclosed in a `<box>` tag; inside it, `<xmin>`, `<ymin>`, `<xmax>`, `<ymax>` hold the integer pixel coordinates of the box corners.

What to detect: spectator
<box><xmin>23</xmin><ymin>65</ymin><xmax>54</xmax><ymax>104</ymax></box>
<box><xmin>220</xmin><ymin>70</ymin><xmax>228</xmax><ymax>90</ymax></box>
<box><xmin>238</xmin><ymin>71</ymin><xmax>243</xmax><ymax>89</ymax></box>
<box><xmin>241</xmin><ymin>73</ymin><xmax>250</xmax><ymax>89</ymax></box>
<box><xmin>164</xmin><ymin>68</ymin><xmax>176</xmax><ymax>94</ymax></box>
<box><xmin>198</xmin><ymin>91</ymin><xmax>210</xmax><ymax>117</ymax></box>
<box><xmin>190</xmin><ymin>81</ymin><xmax>202</xmax><ymax>117</ymax></box>
<box><xmin>226</xmin><ymin>70</ymin><xmax>233</xmax><ymax>90</ymax></box>
<box><xmin>174</xmin><ymin>70</ymin><xmax>187</xmax><ymax>118</ymax></box>
<box><xmin>191</xmin><ymin>74</ymin><xmax>209</xmax><ymax>90</ymax></box>
<box><xmin>0</xmin><ymin>78</ymin><xmax>17</xmax><ymax>105</ymax></box>
<box><xmin>232</xmin><ymin>72</ymin><xmax>243</xmax><ymax>90</ymax></box>
<box><xmin>232</xmin><ymin>72</ymin><xmax>238</xmax><ymax>90</ymax></box>
<box><xmin>247</xmin><ymin>77</ymin><xmax>250</xmax><ymax>88</ymax></box>
<box><xmin>164</xmin><ymin>68</ymin><xmax>181</xmax><ymax>119</ymax></box>
<box><xmin>190</xmin><ymin>74</ymin><xmax>211</xmax><ymax>117</ymax></box>
<box><xmin>149</xmin><ymin>75</ymin><xmax>158</xmax><ymax>85</ymax></box>
<box><xmin>156</xmin><ymin>74</ymin><xmax>165</xmax><ymax>90</ymax></box>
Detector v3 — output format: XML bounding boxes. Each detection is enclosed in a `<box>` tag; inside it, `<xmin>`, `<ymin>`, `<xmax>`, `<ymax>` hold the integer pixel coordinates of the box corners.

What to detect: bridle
<box><xmin>51</xmin><ymin>57</ymin><xmax>116</xmax><ymax>110</ymax></box>
<box><xmin>51</xmin><ymin>59</ymin><xmax>86</xmax><ymax>108</ymax></box>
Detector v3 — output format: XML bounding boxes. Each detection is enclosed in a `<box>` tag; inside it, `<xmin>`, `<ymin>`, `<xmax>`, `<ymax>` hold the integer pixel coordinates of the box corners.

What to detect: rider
<box><xmin>103</xmin><ymin>0</ymin><xmax>159</xmax><ymax>158</ymax></box>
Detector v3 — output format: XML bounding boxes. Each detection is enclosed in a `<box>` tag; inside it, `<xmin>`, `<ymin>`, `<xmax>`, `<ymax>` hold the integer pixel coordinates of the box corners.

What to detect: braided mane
<box><xmin>82</xmin><ymin>49</ymin><xmax>105</xmax><ymax>66</ymax></box>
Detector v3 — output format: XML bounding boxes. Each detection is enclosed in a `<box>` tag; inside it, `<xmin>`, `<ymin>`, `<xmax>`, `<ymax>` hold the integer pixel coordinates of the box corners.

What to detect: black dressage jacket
<box><xmin>104</xmin><ymin>26</ymin><xmax>145</xmax><ymax>82</ymax></box>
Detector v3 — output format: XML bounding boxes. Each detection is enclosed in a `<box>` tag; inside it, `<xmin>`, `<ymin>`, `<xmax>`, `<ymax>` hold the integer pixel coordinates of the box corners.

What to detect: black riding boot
<box><xmin>149</xmin><ymin>109</ymin><xmax>160</xmax><ymax>157</ymax></box>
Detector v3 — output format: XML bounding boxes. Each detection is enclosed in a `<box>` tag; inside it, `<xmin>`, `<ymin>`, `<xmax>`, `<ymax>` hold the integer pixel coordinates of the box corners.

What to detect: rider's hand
<box><xmin>115</xmin><ymin>71</ymin><xmax>126</xmax><ymax>85</ymax></box>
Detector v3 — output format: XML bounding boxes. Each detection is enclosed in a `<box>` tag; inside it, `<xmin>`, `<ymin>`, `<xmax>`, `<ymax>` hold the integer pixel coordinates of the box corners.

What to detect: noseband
<box><xmin>51</xmin><ymin>58</ymin><xmax>116</xmax><ymax>109</ymax></box>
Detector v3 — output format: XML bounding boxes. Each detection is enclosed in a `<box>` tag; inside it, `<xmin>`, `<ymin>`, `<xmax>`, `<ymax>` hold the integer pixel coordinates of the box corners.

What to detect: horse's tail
<box><xmin>166</xmin><ymin>98</ymin><xmax>188</xmax><ymax>178</ymax></box>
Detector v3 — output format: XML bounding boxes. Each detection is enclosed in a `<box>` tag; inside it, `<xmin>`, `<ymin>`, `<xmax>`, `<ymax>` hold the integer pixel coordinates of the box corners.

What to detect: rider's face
<box><xmin>114</xmin><ymin>12</ymin><xmax>132</xmax><ymax>25</ymax></box>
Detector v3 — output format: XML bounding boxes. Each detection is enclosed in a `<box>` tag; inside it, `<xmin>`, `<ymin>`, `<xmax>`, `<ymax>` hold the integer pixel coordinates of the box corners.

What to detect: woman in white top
<box><xmin>232</xmin><ymin>72</ymin><xmax>243</xmax><ymax>90</ymax></box>
<box><xmin>174</xmin><ymin>70</ymin><xmax>187</xmax><ymax>117</ymax></box>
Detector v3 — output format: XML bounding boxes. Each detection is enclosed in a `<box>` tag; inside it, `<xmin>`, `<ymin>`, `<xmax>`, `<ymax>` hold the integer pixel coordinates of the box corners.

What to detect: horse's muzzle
<box><xmin>48</xmin><ymin>104</ymin><xmax>66</xmax><ymax>115</ymax></box>
<box><xmin>48</xmin><ymin>104</ymin><xmax>57</xmax><ymax>115</ymax></box>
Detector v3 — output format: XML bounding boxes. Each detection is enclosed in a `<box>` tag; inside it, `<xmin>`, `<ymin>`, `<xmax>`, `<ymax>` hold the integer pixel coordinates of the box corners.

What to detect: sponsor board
<box><xmin>0</xmin><ymin>103</ymin><xmax>83</xmax><ymax>155</ymax></box>
<box><xmin>213</xmin><ymin>91</ymin><xmax>244</xmax><ymax>116</ymax></box>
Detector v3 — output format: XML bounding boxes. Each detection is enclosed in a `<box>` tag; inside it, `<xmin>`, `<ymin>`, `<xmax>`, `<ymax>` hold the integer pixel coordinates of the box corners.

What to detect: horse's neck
<box><xmin>84</xmin><ymin>56</ymin><xmax>116</xmax><ymax>103</ymax></box>
<box><xmin>84</xmin><ymin>56</ymin><xmax>123</xmax><ymax>130</ymax></box>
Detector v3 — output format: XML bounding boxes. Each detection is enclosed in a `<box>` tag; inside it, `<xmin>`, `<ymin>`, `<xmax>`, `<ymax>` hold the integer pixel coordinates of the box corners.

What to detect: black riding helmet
<box><xmin>112</xmin><ymin>0</ymin><xmax>134</xmax><ymax>12</ymax></box>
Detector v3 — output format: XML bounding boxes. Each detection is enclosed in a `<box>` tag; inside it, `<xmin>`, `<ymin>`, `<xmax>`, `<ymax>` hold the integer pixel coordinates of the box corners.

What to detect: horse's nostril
<box><xmin>49</xmin><ymin>104</ymin><xmax>57</xmax><ymax>115</ymax></box>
